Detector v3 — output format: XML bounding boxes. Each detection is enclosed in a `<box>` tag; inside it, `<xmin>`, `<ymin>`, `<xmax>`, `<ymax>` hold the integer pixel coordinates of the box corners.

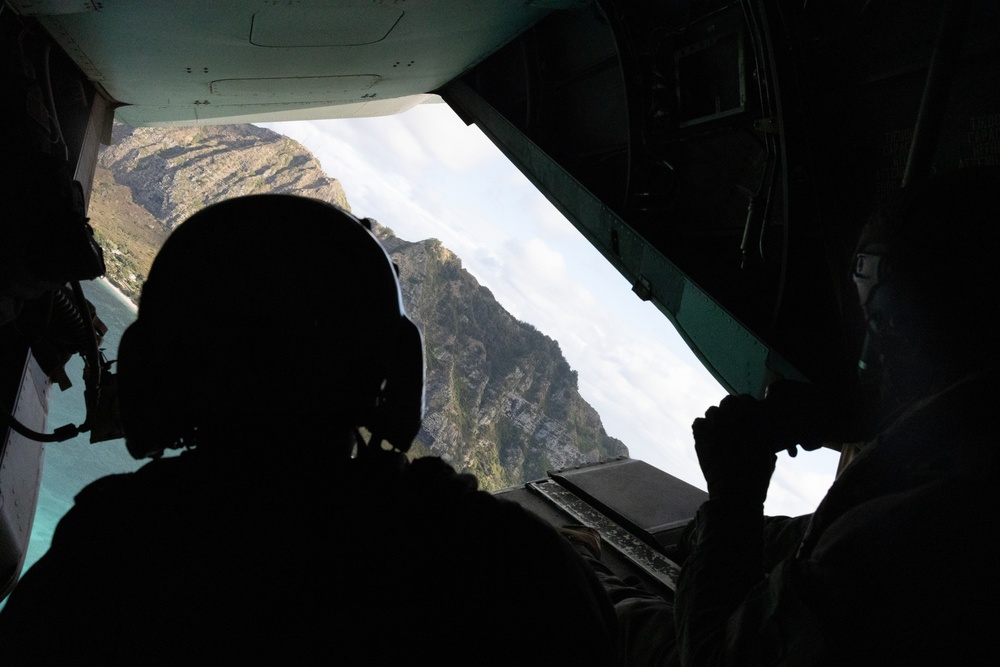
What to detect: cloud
<box><xmin>370</xmin><ymin>118</ymin><xmax>429</xmax><ymax>168</ymax></box>
<box><xmin>401</xmin><ymin>105</ymin><xmax>498</xmax><ymax>172</ymax></box>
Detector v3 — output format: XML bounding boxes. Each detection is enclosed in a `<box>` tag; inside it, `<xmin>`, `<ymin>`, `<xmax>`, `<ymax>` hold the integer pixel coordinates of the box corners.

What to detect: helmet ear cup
<box><xmin>864</xmin><ymin>255</ymin><xmax>928</xmax><ymax>356</ymax></box>
<box><xmin>369</xmin><ymin>316</ymin><xmax>425</xmax><ymax>452</ymax></box>
<box><xmin>117</xmin><ymin>321</ymin><xmax>186</xmax><ymax>459</ymax></box>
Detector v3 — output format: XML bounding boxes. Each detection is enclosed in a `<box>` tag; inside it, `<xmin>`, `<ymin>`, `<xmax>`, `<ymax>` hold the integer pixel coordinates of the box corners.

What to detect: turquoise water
<box><xmin>20</xmin><ymin>280</ymin><xmax>143</xmax><ymax>579</ymax></box>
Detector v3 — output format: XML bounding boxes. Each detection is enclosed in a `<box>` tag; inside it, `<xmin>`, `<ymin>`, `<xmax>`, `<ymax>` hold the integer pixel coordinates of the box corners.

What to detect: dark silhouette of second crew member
<box><xmin>678</xmin><ymin>167</ymin><xmax>1000</xmax><ymax>665</ymax></box>
<box><xmin>564</xmin><ymin>167</ymin><xmax>1000</xmax><ymax>666</ymax></box>
<box><xmin>0</xmin><ymin>195</ymin><xmax>620</xmax><ymax>665</ymax></box>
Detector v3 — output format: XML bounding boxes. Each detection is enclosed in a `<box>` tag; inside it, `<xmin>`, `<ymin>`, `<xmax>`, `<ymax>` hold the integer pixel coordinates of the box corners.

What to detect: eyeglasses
<box><xmin>852</xmin><ymin>253</ymin><xmax>882</xmax><ymax>307</ymax></box>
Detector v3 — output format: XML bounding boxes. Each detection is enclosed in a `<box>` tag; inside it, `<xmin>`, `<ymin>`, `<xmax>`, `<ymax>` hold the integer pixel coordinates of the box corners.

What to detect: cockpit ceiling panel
<box><xmin>209</xmin><ymin>75</ymin><xmax>380</xmax><ymax>102</ymax></box>
<box><xmin>12</xmin><ymin>1</ymin><xmax>570</xmax><ymax>126</ymax></box>
<box><xmin>249</xmin><ymin>7</ymin><xmax>403</xmax><ymax>47</ymax></box>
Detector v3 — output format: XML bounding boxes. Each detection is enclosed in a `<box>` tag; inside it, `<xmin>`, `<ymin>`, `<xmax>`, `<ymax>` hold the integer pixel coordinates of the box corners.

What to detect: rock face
<box><xmin>90</xmin><ymin>122</ymin><xmax>628</xmax><ymax>489</ymax></box>
<box><xmin>101</xmin><ymin>123</ymin><xmax>349</xmax><ymax>228</ymax></box>
<box><xmin>90</xmin><ymin>123</ymin><xmax>350</xmax><ymax>300</ymax></box>
<box><xmin>377</xmin><ymin>227</ymin><xmax>627</xmax><ymax>488</ymax></box>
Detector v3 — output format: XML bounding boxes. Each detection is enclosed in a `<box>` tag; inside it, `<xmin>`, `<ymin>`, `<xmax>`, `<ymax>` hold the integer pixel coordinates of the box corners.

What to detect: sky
<box><xmin>258</xmin><ymin>102</ymin><xmax>841</xmax><ymax>517</ymax></box>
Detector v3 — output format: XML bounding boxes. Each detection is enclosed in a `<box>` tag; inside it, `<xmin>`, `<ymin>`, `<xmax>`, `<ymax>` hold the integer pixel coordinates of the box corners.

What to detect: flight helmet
<box><xmin>116</xmin><ymin>195</ymin><xmax>425</xmax><ymax>459</ymax></box>
<box><xmin>852</xmin><ymin>167</ymin><xmax>1000</xmax><ymax>397</ymax></box>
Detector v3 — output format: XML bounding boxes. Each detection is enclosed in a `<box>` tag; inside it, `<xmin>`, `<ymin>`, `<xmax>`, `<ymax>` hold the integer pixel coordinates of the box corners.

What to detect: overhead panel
<box><xmin>675</xmin><ymin>30</ymin><xmax>746</xmax><ymax>128</ymax></box>
<box><xmin>17</xmin><ymin>1</ymin><xmax>558</xmax><ymax>126</ymax></box>
<box><xmin>210</xmin><ymin>75</ymin><xmax>380</xmax><ymax>102</ymax></box>
<box><xmin>249</xmin><ymin>7</ymin><xmax>403</xmax><ymax>47</ymax></box>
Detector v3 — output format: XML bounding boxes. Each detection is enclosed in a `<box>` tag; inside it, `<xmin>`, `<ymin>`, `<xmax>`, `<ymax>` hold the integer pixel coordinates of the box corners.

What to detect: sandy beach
<box><xmin>97</xmin><ymin>276</ymin><xmax>138</xmax><ymax>314</ymax></box>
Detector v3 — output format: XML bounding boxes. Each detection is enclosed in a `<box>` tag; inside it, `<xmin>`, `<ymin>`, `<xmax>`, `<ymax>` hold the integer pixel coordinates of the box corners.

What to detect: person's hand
<box><xmin>763</xmin><ymin>379</ymin><xmax>873</xmax><ymax>453</ymax></box>
<box><xmin>692</xmin><ymin>394</ymin><xmax>776</xmax><ymax>505</ymax></box>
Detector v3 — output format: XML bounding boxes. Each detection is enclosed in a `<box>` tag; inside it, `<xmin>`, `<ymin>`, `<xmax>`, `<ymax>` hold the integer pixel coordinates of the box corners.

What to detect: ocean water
<box><xmin>20</xmin><ymin>279</ymin><xmax>143</xmax><ymax>578</ymax></box>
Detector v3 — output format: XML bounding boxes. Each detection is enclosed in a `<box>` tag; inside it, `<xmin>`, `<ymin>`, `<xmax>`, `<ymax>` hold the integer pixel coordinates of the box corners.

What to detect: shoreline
<box><xmin>96</xmin><ymin>277</ymin><xmax>139</xmax><ymax>314</ymax></box>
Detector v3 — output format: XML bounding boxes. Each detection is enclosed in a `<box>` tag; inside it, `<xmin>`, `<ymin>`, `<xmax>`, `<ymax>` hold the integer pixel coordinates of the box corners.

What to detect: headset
<box><xmin>851</xmin><ymin>167</ymin><xmax>1000</xmax><ymax>405</ymax></box>
<box><xmin>116</xmin><ymin>195</ymin><xmax>425</xmax><ymax>459</ymax></box>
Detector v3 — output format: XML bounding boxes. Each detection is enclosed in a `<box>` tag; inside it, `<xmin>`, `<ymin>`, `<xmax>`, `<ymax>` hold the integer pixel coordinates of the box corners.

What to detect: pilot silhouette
<box><xmin>0</xmin><ymin>195</ymin><xmax>619</xmax><ymax>665</ymax></box>
<box><xmin>678</xmin><ymin>167</ymin><xmax>1000</xmax><ymax>665</ymax></box>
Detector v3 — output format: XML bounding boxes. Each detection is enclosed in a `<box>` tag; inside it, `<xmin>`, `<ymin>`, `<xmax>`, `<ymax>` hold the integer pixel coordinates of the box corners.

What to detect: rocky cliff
<box><xmin>89</xmin><ymin>123</ymin><xmax>349</xmax><ymax>300</ymax></box>
<box><xmin>89</xmin><ymin>122</ymin><xmax>627</xmax><ymax>489</ymax></box>
<box><xmin>378</xmin><ymin>227</ymin><xmax>627</xmax><ymax>486</ymax></box>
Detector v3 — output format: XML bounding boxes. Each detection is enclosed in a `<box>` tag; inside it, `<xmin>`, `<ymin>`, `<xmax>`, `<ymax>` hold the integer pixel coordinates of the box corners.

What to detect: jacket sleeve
<box><xmin>675</xmin><ymin>499</ymin><xmax>847</xmax><ymax>667</ymax></box>
<box><xmin>675</xmin><ymin>500</ymin><xmax>767</xmax><ymax>665</ymax></box>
